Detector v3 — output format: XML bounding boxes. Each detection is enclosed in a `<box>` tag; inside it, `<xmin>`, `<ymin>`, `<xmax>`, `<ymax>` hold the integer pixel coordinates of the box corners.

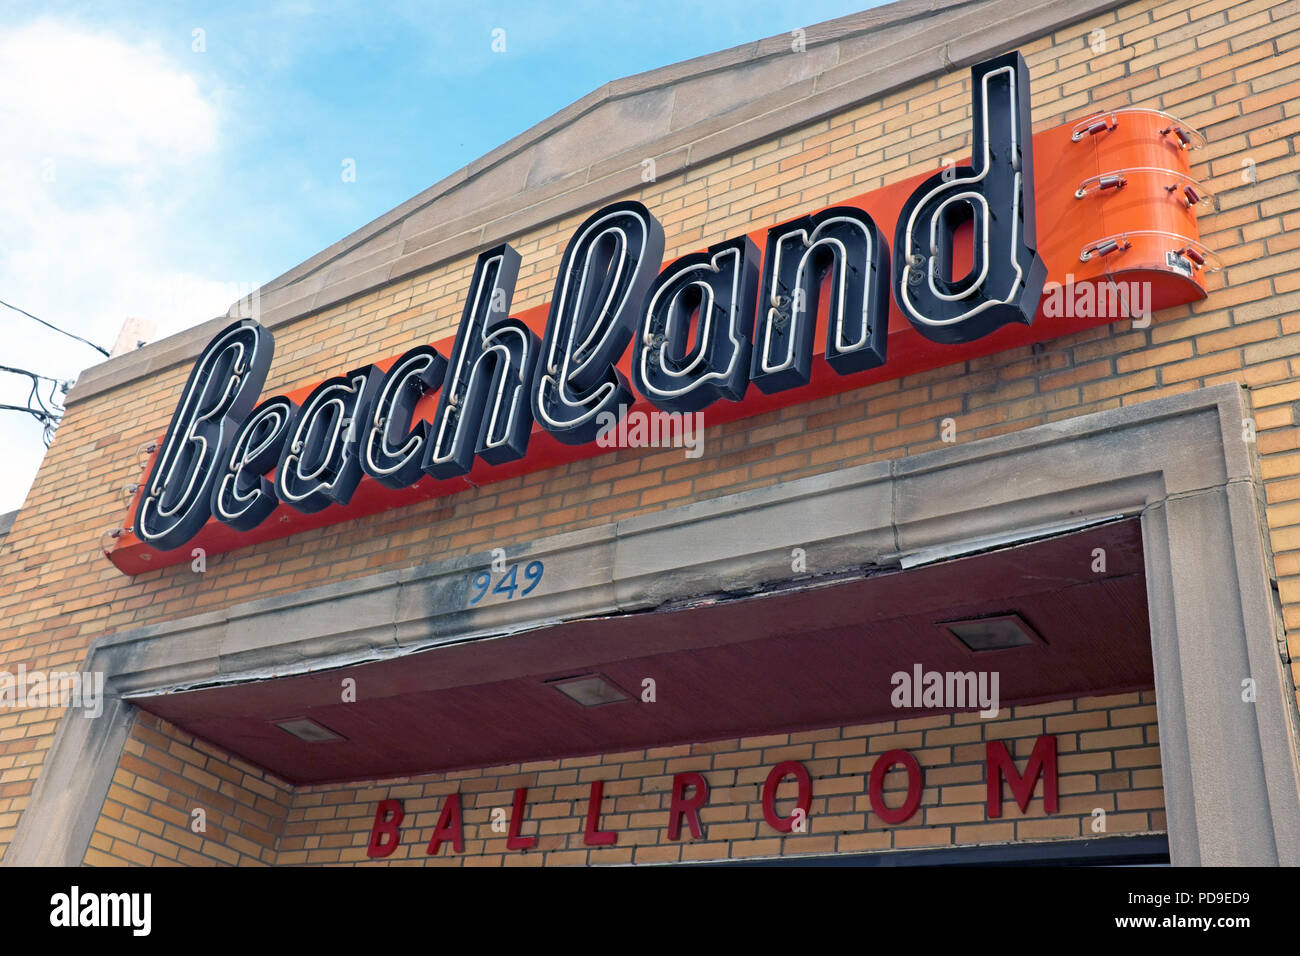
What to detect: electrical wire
<box><xmin>0</xmin><ymin>298</ymin><xmax>109</xmax><ymax>357</ymax></box>
<box><xmin>0</xmin><ymin>364</ymin><xmax>71</xmax><ymax>448</ymax></box>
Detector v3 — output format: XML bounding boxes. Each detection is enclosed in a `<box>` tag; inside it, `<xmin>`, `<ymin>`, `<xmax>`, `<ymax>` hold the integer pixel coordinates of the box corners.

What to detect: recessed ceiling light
<box><xmin>274</xmin><ymin>718</ymin><xmax>344</xmax><ymax>742</ymax></box>
<box><xmin>547</xmin><ymin>674</ymin><xmax>630</xmax><ymax>707</ymax></box>
<box><xmin>941</xmin><ymin>613</ymin><xmax>1041</xmax><ymax>652</ymax></box>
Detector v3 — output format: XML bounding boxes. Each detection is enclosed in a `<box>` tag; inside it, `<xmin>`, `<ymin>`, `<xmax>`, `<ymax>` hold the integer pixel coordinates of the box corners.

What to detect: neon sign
<box><xmin>111</xmin><ymin>50</ymin><xmax>1209</xmax><ymax>573</ymax></box>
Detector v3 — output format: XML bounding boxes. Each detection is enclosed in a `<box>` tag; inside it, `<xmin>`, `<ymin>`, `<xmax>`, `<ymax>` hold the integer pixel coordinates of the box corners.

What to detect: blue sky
<box><xmin>0</xmin><ymin>0</ymin><xmax>885</xmax><ymax>512</ymax></box>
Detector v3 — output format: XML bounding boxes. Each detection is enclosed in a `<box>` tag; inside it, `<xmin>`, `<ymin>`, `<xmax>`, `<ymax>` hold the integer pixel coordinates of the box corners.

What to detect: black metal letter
<box><xmin>137</xmin><ymin>319</ymin><xmax>273</xmax><ymax>550</ymax></box>
<box><xmin>275</xmin><ymin>365</ymin><xmax>384</xmax><ymax>513</ymax></box>
<box><xmin>893</xmin><ymin>51</ymin><xmax>1047</xmax><ymax>344</ymax></box>
<box><xmin>751</xmin><ymin>206</ymin><xmax>889</xmax><ymax>393</ymax></box>
<box><xmin>634</xmin><ymin>235</ymin><xmax>759</xmax><ymax>413</ymax></box>
<box><xmin>532</xmin><ymin>201</ymin><xmax>665</xmax><ymax>444</ymax></box>
<box><xmin>211</xmin><ymin>395</ymin><xmax>296</xmax><ymax>531</ymax></box>
<box><xmin>424</xmin><ymin>245</ymin><xmax>537</xmax><ymax>478</ymax></box>
<box><xmin>362</xmin><ymin>345</ymin><xmax>447</xmax><ymax>488</ymax></box>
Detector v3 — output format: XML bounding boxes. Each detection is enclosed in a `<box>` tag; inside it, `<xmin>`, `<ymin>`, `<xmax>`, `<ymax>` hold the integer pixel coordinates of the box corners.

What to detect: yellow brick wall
<box><xmin>87</xmin><ymin>693</ymin><xmax>1161</xmax><ymax>866</ymax></box>
<box><xmin>2</xmin><ymin>0</ymin><xmax>1297</xmax><ymax>859</ymax></box>
<box><xmin>84</xmin><ymin>712</ymin><xmax>292</xmax><ymax>866</ymax></box>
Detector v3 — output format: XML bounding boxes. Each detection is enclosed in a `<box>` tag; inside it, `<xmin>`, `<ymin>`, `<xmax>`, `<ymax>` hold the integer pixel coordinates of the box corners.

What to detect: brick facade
<box><xmin>88</xmin><ymin>694</ymin><xmax>1160</xmax><ymax>866</ymax></box>
<box><xmin>85</xmin><ymin>712</ymin><xmax>291</xmax><ymax>867</ymax></box>
<box><xmin>2</xmin><ymin>0</ymin><xmax>1297</xmax><ymax>863</ymax></box>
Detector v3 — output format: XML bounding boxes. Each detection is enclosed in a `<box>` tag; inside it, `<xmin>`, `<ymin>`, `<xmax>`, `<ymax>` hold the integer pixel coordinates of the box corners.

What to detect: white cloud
<box><xmin>0</xmin><ymin>19</ymin><xmax>226</xmax><ymax>513</ymax></box>
<box><xmin>1</xmin><ymin>19</ymin><xmax>217</xmax><ymax>167</ymax></box>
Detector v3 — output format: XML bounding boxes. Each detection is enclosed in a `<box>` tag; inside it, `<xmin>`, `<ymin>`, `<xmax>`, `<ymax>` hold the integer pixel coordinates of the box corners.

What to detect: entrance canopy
<box><xmin>132</xmin><ymin>520</ymin><xmax>1149</xmax><ymax>784</ymax></box>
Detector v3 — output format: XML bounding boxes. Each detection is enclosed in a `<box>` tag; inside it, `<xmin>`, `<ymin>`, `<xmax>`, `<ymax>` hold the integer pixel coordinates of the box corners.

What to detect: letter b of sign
<box><xmin>892</xmin><ymin>52</ymin><xmax>1047</xmax><ymax>344</ymax></box>
<box><xmin>137</xmin><ymin>319</ymin><xmax>274</xmax><ymax>551</ymax></box>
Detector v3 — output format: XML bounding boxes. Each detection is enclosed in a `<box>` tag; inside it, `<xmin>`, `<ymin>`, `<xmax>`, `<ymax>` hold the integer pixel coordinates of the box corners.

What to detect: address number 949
<box><xmin>468</xmin><ymin>561</ymin><xmax>544</xmax><ymax>606</ymax></box>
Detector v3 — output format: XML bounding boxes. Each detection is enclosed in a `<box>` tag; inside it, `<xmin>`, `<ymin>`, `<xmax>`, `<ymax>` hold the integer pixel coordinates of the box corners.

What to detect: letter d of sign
<box><xmin>423</xmin><ymin>244</ymin><xmax>539</xmax><ymax>478</ymax></box>
<box><xmin>276</xmin><ymin>364</ymin><xmax>385</xmax><ymax>512</ymax></box>
<box><xmin>893</xmin><ymin>51</ymin><xmax>1047</xmax><ymax>344</ymax></box>
<box><xmin>633</xmin><ymin>235</ymin><xmax>759</xmax><ymax>413</ymax></box>
<box><xmin>532</xmin><ymin>201</ymin><xmax>665</xmax><ymax>444</ymax></box>
<box><xmin>137</xmin><ymin>319</ymin><xmax>273</xmax><ymax>551</ymax></box>
<box><xmin>751</xmin><ymin>206</ymin><xmax>890</xmax><ymax>393</ymax></box>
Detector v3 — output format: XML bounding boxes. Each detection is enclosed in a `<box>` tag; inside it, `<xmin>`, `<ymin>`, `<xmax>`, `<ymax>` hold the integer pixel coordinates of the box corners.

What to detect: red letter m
<box><xmin>986</xmin><ymin>734</ymin><xmax>1058</xmax><ymax>818</ymax></box>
